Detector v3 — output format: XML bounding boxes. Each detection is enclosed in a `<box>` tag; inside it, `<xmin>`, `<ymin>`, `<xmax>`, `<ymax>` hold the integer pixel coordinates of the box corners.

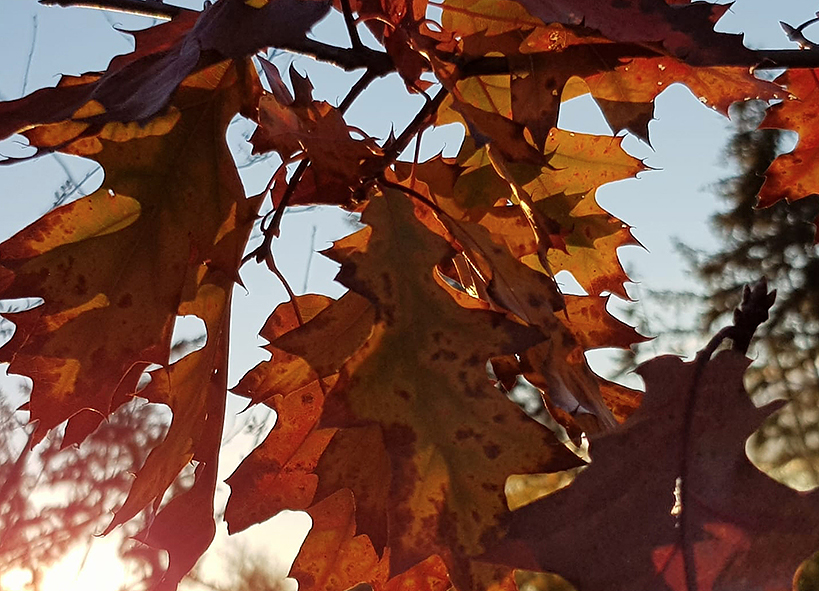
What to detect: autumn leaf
<box><xmin>316</xmin><ymin>187</ymin><xmax>582</xmax><ymax>587</ymax></box>
<box><xmin>251</xmin><ymin>64</ymin><xmax>383</xmax><ymax>207</ymax></box>
<box><xmin>0</xmin><ymin>61</ymin><xmax>260</xmax><ymax>443</ymax></box>
<box><xmin>510</xmin><ymin>0</ymin><xmax>752</xmax><ymax>66</ymax></box>
<box><xmin>494</xmin><ymin>350</ymin><xmax>819</xmax><ymax>591</ymax></box>
<box><xmin>232</xmin><ymin>291</ymin><xmax>375</xmax><ymax>407</ymax></box>
<box><xmin>759</xmin><ymin>68</ymin><xmax>819</xmax><ymax>207</ymax></box>
<box><xmin>291</xmin><ymin>489</ymin><xmax>389</xmax><ymax>591</ymax></box>
<box><xmin>225</xmin><ymin>291</ymin><xmax>376</xmax><ymax>531</ymax></box>
<box><xmin>561</xmin><ymin>59</ymin><xmax>783</xmax><ymax>141</ymax></box>
<box><xmin>4</xmin><ymin>1</ymin><xmax>819</xmax><ymax>590</ymax></box>
<box><xmin>224</xmin><ymin>382</ymin><xmax>337</xmax><ymax>533</ymax></box>
<box><xmin>0</xmin><ymin>0</ymin><xmax>328</xmax><ymax>145</ymax></box>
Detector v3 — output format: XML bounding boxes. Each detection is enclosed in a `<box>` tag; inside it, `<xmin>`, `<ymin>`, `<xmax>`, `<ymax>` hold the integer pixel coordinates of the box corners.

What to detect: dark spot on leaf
<box><xmin>527</xmin><ymin>293</ymin><xmax>542</xmax><ymax>308</ymax></box>
<box><xmin>483</xmin><ymin>443</ymin><xmax>501</xmax><ymax>459</ymax></box>
<box><xmin>117</xmin><ymin>293</ymin><xmax>133</xmax><ymax>308</ymax></box>
<box><xmin>466</xmin><ymin>354</ymin><xmax>481</xmax><ymax>367</ymax></box>
<box><xmin>74</xmin><ymin>275</ymin><xmax>87</xmax><ymax>296</ymax></box>
<box><xmin>397</xmin><ymin>389</ymin><xmax>411</xmax><ymax>401</ymax></box>
<box><xmin>380</xmin><ymin>272</ymin><xmax>393</xmax><ymax>298</ymax></box>
<box><xmin>383</xmin><ymin>423</ymin><xmax>416</xmax><ymax>448</ymax></box>
<box><xmin>455</xmin><ymin>427</ymin><xmax>476</xmax><ymax>441</ymax></box>
<box><xmin>492</xmin><ymin>413</ymin><xmax>505</xmax><ymax>424</ymax></box>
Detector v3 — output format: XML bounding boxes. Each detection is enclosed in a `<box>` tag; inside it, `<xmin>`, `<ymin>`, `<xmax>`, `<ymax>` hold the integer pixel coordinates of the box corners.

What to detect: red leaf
<box><xmin>494</xmin><ymin>350</ymin><xmax>819</xmax><ymax>591</ymax></box>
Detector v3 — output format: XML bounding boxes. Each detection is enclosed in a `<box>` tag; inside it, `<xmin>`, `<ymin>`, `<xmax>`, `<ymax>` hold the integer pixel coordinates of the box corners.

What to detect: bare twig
<box><xmin>340</xmin><ymin>0</ymin><xmax>364</xmax><ymax>51</ymax></box>
<box><xmin>781</xmin><ymin>15</ymin><xmax>819</xmax><ymax>50</ymax></box>
<box><xmin>380</xmin><ymin>86</ymin><xmax>448</xmax><ymax>167</ymax></box>
<box><xmin>38</xmin><ymin>0</ymin><xmax>186</xmax><ymax>19</ymax></box>
<box><xmin>21</xmin><ymin>16</ymin><xmax>38</xmax><ymax>96</ymax></box>
<box><xmin>338</xmin><ymin>68</ymin><xmax>380</xmax><ymax>113</ymax></box>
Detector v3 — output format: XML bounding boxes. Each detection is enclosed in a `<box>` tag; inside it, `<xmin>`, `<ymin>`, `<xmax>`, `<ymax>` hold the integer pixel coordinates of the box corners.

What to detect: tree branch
<box><xmin>279</xmin><ymin>38</ymin><xmax>393</xmax><ymax>75</ymax></box>
<box><xmin>380</xmin><ymin>86</ymin><xmax>448</xmax><ymax>167</ymax></box>
<box><xmin>39</xmin><ymin>0</ymin><xmax>187</xmax><ymax>19</ymax></box>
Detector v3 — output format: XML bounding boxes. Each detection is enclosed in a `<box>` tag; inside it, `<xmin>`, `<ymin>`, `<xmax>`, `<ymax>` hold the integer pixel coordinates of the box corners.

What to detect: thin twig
<box><xmin>39</xmin><ymin>0</ymin><xmax>185</xmax><ymax>19</ymax></box>
<box><xmin>380</xmin><ymin>86</ymin><xmax>448</xmax><ymax>167</ymax></box>
<box><xmin>21</xmin><ymin>15</ymin><xmax>38</xmax><ymax>96</ymax></box>
<box><xmin>338</xmin><ymin>68</ymin><xmax>379</xmax><ymax>113</ymax></box>
<box><xmin>340</xmin><ymin>0</ymin><xmax>364</xmax><ymax>51</ymax></box>
<box><xmin>267</xmin><ymin>158</ymin><xmax>309</xmax><ymax>239</ymax></box>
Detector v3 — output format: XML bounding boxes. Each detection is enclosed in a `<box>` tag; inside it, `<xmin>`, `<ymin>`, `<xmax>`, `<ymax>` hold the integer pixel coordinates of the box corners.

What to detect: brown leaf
<box><xmin>0</xmin><ymin>61</ymin><xmax>260</xmax><ymax>443</ymax></box>
<box><xmin>511</xmin><ymin>0</ymin><xmax>752</xmax><ymax>66</ymax></box>
<box><xmin>224</xmin><ymin>385</ymin><xmax>336</xmax><ymax>533</ymax></box>
<box><xmin>290</xmin><ymin>489</ymin><xmax>390</xmax><ymax>591</ymax></box>
<box><xmin>251</xmin><ymin>64</ymin><xmax>382</xmax><ymax>203</ymax></box>
<box><xmin>561</xmin><ymin>294</ymin><xmax>646</xmax><ymax>350</ymax></box>
<box><xmin>759</xmin><ymin>68</ymin><xmax>819</xmax><ymax>207</ymax></box>
<box><xmin>0</xmin><ymin>0</ymin><xmax>328</xmax><ymax>144</ymax></box>
<box><xmin>561</xmin><ymin>59</ymin><xmax>783</xmax><ymax>141</ymax></box>
<box><xmin>495</xmin><ymin>350</ymin><xmax>819</xmax><ymax>591</ymax></box>
<box><xmin>319</xmin><ymin>188</ymin><xmax>582</xmax><ymax>587</ymax></box>
<box><xmin>313</xmin><ymin>426</ymin><xmax>392</xmax><ymax>553</ymax></box>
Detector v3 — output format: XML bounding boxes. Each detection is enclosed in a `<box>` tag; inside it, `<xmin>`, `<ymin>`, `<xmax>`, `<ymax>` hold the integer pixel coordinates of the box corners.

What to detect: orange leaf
<box><xmin>318</xmin><ymin>188</ymin><xmax>582</xmax><ymax>587</ymax></box>
<box><xmin>759</xmin><ymin>68</ymin><xmax>819</xmax><ymax>207</ymax></box>
<box><xmin>225</xmin><ymin>385</ymin><xmax>336</xmax><ymax>533</ymax></box>
<box><xmin>291</xmin><ymin>489</ymin><xmax>390</xmax><ymax>591</ymax></box>
<box><xmin>233</xmin><ymin>291</ymin><xmax>375</xmax><ymax>407</ymax></box>
<box><xmin>0</xmin><ymin>61</ymin><xmax>261</xmax><ymax>443</ymax></box>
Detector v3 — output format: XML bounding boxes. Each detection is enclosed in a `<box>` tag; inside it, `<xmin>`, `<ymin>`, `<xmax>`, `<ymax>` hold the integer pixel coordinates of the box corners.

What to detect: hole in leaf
<box><xmin>670</xmin><ymin>476</ymin><xmax>682</xmax><ymax>518</ymax></box>
<box><xmin>0</xmin><ymin>297</ymin><xmax>45</xmax><ymax>346</ymax></box>
<box><xmin>505</xmin><ymin>469</ymin><xmax>585</xmax><ymax>511</ymax></box>
<box><xmin>169</xmin><ymin>314</ymin><xmax>207</xmax><ymax>364</ymax></box>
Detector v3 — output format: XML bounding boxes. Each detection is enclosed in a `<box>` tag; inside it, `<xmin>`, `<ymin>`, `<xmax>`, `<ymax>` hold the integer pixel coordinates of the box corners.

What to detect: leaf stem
<box><xmin>380</xmin><ymin>86</ymin><xmax>448</xmax><ymax>167</ymax></box>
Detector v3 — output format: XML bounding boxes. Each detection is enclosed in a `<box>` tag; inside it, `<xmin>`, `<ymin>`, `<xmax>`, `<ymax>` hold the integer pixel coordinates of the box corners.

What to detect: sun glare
<box><xmin>1</xmin><ymin>539</ymin><xmax>129</xmax><ymax>591</ymax></box>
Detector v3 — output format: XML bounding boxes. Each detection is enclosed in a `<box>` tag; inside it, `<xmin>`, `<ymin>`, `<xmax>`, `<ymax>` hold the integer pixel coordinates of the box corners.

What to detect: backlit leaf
<box><xmin>496</xmin><ymin>350</ymin><xmax>819</xmax><ymax>591</ymax></box>
<box><xmin>319</xmin><ymin>187</ymin><xmax>582</xmax><ymax>587</ymax></box>
<box><xmin>759</xmin><ymin>68</ymin><xmax>819</xmax><ymax>207</ymax></box>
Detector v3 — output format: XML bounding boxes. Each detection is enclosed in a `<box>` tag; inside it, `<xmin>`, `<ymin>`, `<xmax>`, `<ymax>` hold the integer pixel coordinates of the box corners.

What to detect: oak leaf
<box><xmin>495</xmin><ymin>350</ymin><xmax>819</xmax><ymax>591</ymax></box>
<box><xmin>0</xmin><ymin>61</ymin><xmax>259</xmax><ymax>444</ymax></box>
<box><xmin>561</xmin><ymin>59</ymin><xmax>782</xmax><ymax>141</ymax></box>
<box><xmin>318</xmin><ymin>187</ymin><xmax>583</xmax><ymax>588</ymax></box>
<box><xmin>510</xmin><ymin>0</ymin><xmax>751</xmax><ymax>66</ymax></box>
<box><xmin>291</xmin><ymin>489</ymin><xmax>390</xmax><ymax>591</ymax></box>
<box><xmin>759</xmin><ymin>68</ymin><xmax>819</xmax><ymax>207</ymax></box>
<box><xmin>251</xmin><ymin>64</ymin><xmax>383</xmax><ymax>207</ymax></box>
<box><xmin>0</xmin><ymin>0</ymin><xmax>328</xmax><ymax>145</ymax></box>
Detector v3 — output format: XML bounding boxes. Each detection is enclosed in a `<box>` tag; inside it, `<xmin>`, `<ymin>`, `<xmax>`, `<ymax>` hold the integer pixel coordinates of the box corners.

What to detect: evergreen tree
<box><xmin>683</xmin><ymin>100</ymin><xmax>819</xmax><ymax>489</ymax></box>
